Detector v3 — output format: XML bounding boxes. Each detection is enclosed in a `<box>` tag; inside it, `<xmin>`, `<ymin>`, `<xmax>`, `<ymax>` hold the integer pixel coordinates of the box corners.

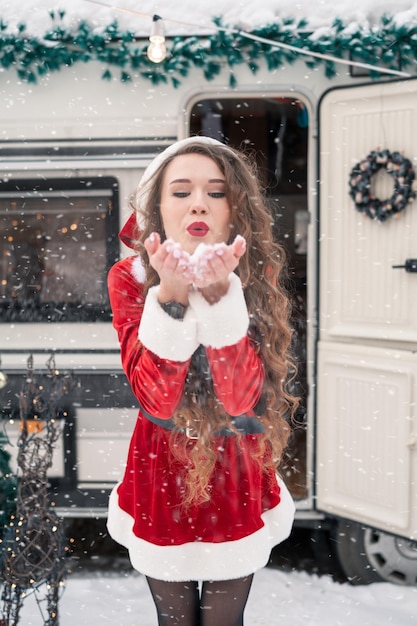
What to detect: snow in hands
<box><xmin>165</xmin><ymin>234</ymin><xmax>246</xmax><ymax>283</ymax></box>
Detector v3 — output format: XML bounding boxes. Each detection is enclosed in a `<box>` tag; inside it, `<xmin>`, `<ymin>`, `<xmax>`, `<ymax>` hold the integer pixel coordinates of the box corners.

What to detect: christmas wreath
<box><xmin>348</xmin><ymin>149</ymin><xmax>416</xmax><ymax>222</ymax></box>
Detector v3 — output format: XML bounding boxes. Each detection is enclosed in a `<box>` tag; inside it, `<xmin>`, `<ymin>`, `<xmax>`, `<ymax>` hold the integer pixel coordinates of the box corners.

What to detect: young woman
<box><xmin>107</xmin><ymin>136</ymin><xmax>299</xmax><ymax>626</ymax></box>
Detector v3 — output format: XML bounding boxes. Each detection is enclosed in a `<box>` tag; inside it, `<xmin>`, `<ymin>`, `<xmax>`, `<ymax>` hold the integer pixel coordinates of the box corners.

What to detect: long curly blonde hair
<box><xmin>134</xmin><ymin>140</ymin><xmax>299</xmax><ymax>507</ymax></box>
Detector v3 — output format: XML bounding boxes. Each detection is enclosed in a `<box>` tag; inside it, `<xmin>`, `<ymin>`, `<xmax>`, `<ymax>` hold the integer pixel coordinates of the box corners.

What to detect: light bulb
<box><xmin>147</xmin><ymin>15</ymin><xmax>166</xmax><ymax>63</ymax></box>
<box><xmin>147</xmin><ymin>40</ymin><xmax>167</xmax><ymax>63</ymax></box>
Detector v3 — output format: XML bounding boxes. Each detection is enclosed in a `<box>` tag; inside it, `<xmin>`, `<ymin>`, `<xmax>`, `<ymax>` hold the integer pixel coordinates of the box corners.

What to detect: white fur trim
<box><xmin>138</xmin><ymin>285</ymin><xmax>199</xmax><ymax>361</ymax></box>
<box><xmin>188</xmin><ymin>273</ymin><xmax>249</xmax><ymax>349</ymax></box>
<box><xmin>107</xmin><ymin>476</ymin><xmax>295</xmax><ymax>582</ymax></box>
<box><xmin>130</xmin><ymin>255</ymin><xmax>146</xmax><ymax>285</ymax></box>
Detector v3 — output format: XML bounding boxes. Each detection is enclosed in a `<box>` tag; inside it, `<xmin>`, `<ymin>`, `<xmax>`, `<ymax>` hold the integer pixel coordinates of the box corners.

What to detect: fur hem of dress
<box><xmin>107</xmin><ymin>476</ymin><xmax>295</xmax><ymax>582</ymax></box>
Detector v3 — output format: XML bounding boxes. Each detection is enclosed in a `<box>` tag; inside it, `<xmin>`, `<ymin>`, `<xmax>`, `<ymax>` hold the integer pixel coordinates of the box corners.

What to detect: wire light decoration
<box><xmin>84</xmin><ymin>0</ymin><xmax>411</xmax><ymax>77</ymax></box>
<box><xmin>0</xmin><ymin>354</ymin><xmax>78</xmax><ymax>626</ymax></box>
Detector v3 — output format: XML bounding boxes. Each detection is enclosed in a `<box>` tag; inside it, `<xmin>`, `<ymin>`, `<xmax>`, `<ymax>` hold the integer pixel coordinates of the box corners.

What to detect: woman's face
<box><xmin>159</xmin><ymin>153</ymin><xmax>231</xmax><ymax>255</ymax></box>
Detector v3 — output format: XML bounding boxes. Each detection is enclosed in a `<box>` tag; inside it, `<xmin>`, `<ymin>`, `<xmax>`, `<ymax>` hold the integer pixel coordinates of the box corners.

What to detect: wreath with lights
<box><xmin>348</xmin><ymin>149</ymin><xmax>416</xmax><ymax>222</ymax></box>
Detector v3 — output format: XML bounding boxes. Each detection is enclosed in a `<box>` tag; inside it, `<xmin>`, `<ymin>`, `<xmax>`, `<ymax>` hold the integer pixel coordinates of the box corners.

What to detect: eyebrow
<box><xmin>169</xmin><ymin>178</ymin><xmax>225</xmax><ymax>184</ymax></box>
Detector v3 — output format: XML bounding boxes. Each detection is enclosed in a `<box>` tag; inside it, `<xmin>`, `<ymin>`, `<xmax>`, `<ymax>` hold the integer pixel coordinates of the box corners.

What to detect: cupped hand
<box><xmin>144</xmin><ymin>233</ymin><xmax>246</xmax><ymax>302</ymax></box>
<box><xmin>191</xmin><ymin>235</ymin><xmax>246</xmax><ymax>290</ymax></box>
<box><xmin>144</xmin><ymin>233</ymin><xmax>194</xmax><ymax>302</ymax></box>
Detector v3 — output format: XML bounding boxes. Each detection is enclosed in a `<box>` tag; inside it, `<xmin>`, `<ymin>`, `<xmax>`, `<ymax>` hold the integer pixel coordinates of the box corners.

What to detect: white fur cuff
<box><xmin>188</xmin><ymin>273</ymin><xmax>249</xmax><ymax>349</ymax></box>
<box><xmin>138</xmin><ymin>286</ymin><xmax>199</xmax><ymax>361</ymax></box>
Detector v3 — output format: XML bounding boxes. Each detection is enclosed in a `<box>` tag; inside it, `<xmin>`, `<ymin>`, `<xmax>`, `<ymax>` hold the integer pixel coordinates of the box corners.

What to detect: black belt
<box><xmin>139</xmin><ymin>404</ymin><xmax>265</xmax><ymax>439</ymax></box>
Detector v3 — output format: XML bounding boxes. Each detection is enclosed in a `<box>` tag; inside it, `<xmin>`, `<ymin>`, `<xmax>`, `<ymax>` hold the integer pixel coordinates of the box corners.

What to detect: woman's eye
<box><xmin>173</xmin><ymin>191</ymin><xmax>189</xmax><ymax>198</ymax></box>
<box><xmin>209</xmin><ymin>192</ymin><xmax>226</xmax><ymax>198</ymax></box>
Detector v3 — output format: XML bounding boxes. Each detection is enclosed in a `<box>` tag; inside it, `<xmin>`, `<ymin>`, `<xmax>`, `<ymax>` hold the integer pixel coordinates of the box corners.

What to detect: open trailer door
<box><xmin>316</xmin><ymin>78</ymin><xmax>417</xmax><ymax>584</ymax></box>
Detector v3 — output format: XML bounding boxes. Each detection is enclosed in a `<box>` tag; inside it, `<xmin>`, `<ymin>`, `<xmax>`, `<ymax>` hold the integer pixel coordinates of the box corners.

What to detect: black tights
<box><xmin>146</xmin><ymin>575</ymin><xmax>254</xmax><ymax>626</ymax></box>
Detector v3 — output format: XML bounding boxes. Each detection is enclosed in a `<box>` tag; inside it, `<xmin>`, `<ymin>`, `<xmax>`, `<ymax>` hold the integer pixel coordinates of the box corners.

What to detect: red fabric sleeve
<box><xmin>107</xmin><ymin>258</ymin><xmax>190</xmax><ymax>419</ymax></box>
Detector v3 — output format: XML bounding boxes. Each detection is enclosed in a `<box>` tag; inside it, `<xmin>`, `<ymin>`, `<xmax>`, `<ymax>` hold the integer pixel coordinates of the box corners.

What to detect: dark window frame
<box><xmin>0</xmin><ymin>176</ymin><xmax>119</xmax><ymax>323</ymax></box>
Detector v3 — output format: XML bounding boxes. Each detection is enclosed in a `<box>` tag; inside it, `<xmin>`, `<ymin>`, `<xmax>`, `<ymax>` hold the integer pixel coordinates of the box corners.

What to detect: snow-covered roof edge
<box><xmin>1</xmin><ymin>1</ymin><xmax>417</xmax><ymax>38</ymax></box>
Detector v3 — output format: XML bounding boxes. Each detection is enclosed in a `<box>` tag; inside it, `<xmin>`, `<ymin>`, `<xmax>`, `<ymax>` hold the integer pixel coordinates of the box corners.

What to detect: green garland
<box><xmin>0</xmin><ymin>10</ymin><xmax>416</xmax><ymax>86</ymax></box>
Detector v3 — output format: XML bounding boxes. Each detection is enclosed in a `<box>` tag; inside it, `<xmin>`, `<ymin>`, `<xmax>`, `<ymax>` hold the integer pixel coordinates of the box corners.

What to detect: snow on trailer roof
<box><xmin>0</xmin><ymin>0</ymin><xmax>416</xmax><ymax>36</ymax></box>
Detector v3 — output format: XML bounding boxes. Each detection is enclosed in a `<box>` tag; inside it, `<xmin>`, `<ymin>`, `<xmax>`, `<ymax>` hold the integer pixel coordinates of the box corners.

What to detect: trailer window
<box><xmin>0</xmin><ymin>177</ymin><xmax>119</xmax><ymax>322</ymax></box>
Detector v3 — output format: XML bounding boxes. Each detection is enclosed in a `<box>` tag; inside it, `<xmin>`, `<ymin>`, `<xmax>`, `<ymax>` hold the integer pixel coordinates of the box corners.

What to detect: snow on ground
<box><xmin>14</xmin><ymin>566</ymin><xmax>417</xmax><ymax>625</ymax></box>
<box><xmin>0</xmin><ymin>0</ymin><xmax>416</xmax><ymax>36</ymax></box>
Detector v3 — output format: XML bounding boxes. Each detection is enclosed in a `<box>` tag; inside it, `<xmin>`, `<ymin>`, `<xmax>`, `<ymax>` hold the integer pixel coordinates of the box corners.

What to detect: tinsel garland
<box><xmin>0</xmin><ymin>11</ymin><xmax>416</xmax><ymax>86</ymax></box>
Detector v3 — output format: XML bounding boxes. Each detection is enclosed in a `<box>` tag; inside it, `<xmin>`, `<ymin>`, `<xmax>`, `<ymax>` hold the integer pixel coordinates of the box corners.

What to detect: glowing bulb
<box><xmin>147</xmin><ymin>15</ymin><xmax>166</xmax><ymax>63</ymax></box>
<box><xmin>147</xmin><ymin>41</ymin><xmax>167</xmax><ymax>63</ymax></box>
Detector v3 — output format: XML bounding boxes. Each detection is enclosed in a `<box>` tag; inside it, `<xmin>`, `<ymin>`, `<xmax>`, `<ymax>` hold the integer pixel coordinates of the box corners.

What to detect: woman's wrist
<box><xmin>158</xmin><ymin>282</ymin><xmax>189</xmax><ymax>306</ymax></box>
<box><xmin>199</xmin><ymin>278</ymin><xmax>230</xmax><ymax>305</ymax></box>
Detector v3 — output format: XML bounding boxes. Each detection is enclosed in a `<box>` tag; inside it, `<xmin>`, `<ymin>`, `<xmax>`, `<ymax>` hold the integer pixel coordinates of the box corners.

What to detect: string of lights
<box><xmin>84</xmin><ymin>0</ymin><xmax>411</xmax><ymax>77</ymax></box>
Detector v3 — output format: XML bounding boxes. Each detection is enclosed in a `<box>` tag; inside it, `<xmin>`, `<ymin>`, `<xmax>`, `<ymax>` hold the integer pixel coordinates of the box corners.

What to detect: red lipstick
<box><xmin>187</xmin><ymin>222</ymin><xmax>209</xmax><ymax>237</ymax></box>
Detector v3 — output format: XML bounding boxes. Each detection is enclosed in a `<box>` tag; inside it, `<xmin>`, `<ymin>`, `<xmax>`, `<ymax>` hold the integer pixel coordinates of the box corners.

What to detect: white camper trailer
<box><xmin>0</xmin><ymin>1</ymin><xmax>416</xmax><ymax>587</ymax></box>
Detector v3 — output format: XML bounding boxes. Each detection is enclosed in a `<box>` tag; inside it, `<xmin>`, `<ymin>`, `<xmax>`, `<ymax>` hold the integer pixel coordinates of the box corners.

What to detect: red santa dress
<box><xmin>106</xmin><ymin>219</ymin><xmax>295</xmax><ymax>582</ymax></box>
